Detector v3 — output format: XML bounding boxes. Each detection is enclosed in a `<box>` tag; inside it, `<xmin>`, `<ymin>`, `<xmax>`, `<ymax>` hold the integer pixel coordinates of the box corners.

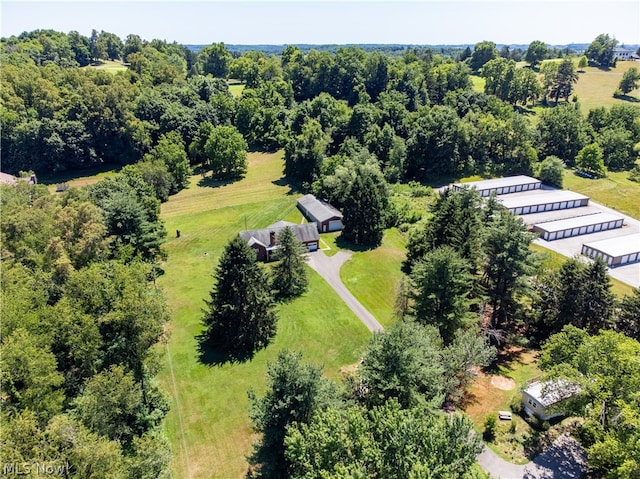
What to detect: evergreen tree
<box><xmin>403</xmin><ymin>187</ymin><xmax>483</xmax><ymax>274</ymax></box>
<box><xmin>535</xmin><ymin>257</ymin><xmax>615</xmax><ymax>337</ymax></box>
<box><xmin>341</xmin><ymin>168</ymin><xmax>384</xmax><ymax>247</ymax></box>
<box><xmin>408</xmin><ymin>245</ymin><xmax>474</xmax><ymax>344</ymax></box>
<box><xmin>202</xmin><ymin>236</ymin><xmax>277</xmax><ymax>357</ymax></box>
<box><xmin>616</xmin><ymin>288</ymin><xmax>640</xmax><ymax>341</ymax></box>
<box><xmin>271</xmin><ymin>226</ymin><xmax>308</xmax><ymax>300</ymax></box>
<box><xmin>482</xmin><ymin>210</ymin><xmax>536</xmax><ymax>332</ymax></box>
<box><xmin>581</xmin><ymin>257</ymin><xmax>615</xmax><ymax>334</ymax></box>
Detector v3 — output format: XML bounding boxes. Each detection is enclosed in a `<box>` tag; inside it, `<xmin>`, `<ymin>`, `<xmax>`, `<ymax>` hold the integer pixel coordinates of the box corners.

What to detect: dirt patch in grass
<box><xmin>491</xmin><ymin>376</ymin><xmax>516</xmax><ymax>390</ymax></box>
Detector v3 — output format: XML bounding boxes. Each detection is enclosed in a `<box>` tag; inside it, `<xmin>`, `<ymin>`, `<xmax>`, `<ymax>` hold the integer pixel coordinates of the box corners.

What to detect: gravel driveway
<box><xmin>306</xmin><ymin>250</ymin><xmax>384</xmax><ymax>333</ymax></box>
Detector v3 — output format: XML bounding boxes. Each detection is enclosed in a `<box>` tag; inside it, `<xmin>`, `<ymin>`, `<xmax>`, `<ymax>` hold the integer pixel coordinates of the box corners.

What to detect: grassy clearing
<box><xmin>463</xmin><ymin>350</ymin><xmax>542</xmax><ymax>463</ymax></box>
<box><xmin>40</xmin><ymin>166</ymin><xmax>120</xmax><ymax>193</ymax></box>
<box><xmin>340</xmin><ymin>229</ymin><xmax>406</xmax><ymax>328</ymax></box>
<box><xmin>228</xmin><ymin>84</ymin><xmax>245</xmax><ymax>98</ymax></box>
<box><xmin>86</xmin><ymin>60</ymin><xmax>128</xmax><ymax>73</ymax></box>
<box><xmin>157</xmin><ymin>151</ymin><xmax>372</xmax><ymax>479</ymax></box>
<box><xmin>573</xmin><ymin>62</ymin><xmax>640</xmax><ymax>112</ymax></box>
<box><xmin>563</xmin><ymin>167</ymin><xmax>640</xmax><ymax>220</ymax></box>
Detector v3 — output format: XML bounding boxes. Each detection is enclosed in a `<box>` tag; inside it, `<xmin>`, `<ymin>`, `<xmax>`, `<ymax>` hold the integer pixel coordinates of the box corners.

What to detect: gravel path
<box><xmin>477</xmin><ymin>434</ymin><xmax>587</xmax><ymax>479</ymax></box>
<box><xmin>306</xmin><ymin>250</ymin><xmax>384</xmax><ymax>333</ymax></box>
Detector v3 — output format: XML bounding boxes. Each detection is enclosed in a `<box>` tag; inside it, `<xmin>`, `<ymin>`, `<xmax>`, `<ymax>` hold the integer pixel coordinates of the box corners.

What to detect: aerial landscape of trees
<box><xmin>1</xmin><ymin>27</ymin><xmax>640</xmax><ymax>479</ymax></box>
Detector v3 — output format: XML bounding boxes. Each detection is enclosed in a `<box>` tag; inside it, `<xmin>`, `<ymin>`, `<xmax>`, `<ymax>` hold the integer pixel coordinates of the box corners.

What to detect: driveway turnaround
<box><xmin>477</xmin><ymin>434</ymin><xmax>587</xmax><ymax>479</ymax></box>
<box><xmin>306</xmin><ymin>250</ymin><xmax>384</xmax><ymax>333</ymax></box>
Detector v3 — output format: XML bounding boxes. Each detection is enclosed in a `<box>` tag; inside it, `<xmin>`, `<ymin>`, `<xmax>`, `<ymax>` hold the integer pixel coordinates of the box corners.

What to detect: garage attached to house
<box><xmin>297</xmin><ymin>194</ymin><xmax>344</xmax><ymax>233</ymax></box>
<box><xmin>581</xmin><ymin>233</ymin><xmax>640</xmax><ymax>267</ymax></box>
<box><xmin>451</xmin><ymin>175</ymin><xmax>542</xmax><ymax>197</ymax></box>
<box><xmin>239</xmin><ymin>221</ymin><xmax>320</xmax><ymax>261</ymax></box>
<box><xmin>498</xmin><ymin>190</ymin><xmax>590</xmax><ymax>215</ymax></box>
<box><xmin>533</xmin><ymin>213</ymin><xmax>624</xmax><ymax>241</ymax></box>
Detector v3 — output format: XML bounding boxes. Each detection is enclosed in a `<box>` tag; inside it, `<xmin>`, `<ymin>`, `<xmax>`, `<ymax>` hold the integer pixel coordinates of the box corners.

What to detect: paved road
<box><xmin>306</xmin><ymin>250</ymin><xmax>384</xmax><ymax>333</ymax></box>
<box><xmin>477</xmin><ymin>434</ymin><xmax>587</xmax><ymax>479</ymax></box>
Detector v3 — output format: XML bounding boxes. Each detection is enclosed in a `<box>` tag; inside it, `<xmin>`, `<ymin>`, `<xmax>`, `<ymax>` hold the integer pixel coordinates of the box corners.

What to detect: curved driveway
<box><xmin>477</xmin><ymin>434</ymin><xmax>587</xmax><ymax>479</ymax></box>
<box><xmin>306</xmin><ymin>250</ymin><xmax>384</xmax><ymax>333</ymax></box>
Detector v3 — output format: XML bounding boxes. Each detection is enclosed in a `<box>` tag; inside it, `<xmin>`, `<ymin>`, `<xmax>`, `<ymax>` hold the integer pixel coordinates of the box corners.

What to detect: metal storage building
<box><xmin>533</xmin><ymin>213</ymin><xmax>624</xmax><ymax>241</ymax></box>
<box><xmin>498</xmin><ymin>190</ymin><xmax>589</xmax><ymax>215</ymax></box>
<box><xmin>297</xmin><ymin>194</ymin><xmax>343</xmax><ymax>233</ymax></box>
<box><xmin>581</xmin><ymin>233</ymin><xmax>640</xmax><ymax>267</ymax></box>
<box><xmin>451</xmin><ymin>175</ymin><xmax>541</xmax><ymax>197</ymax></box>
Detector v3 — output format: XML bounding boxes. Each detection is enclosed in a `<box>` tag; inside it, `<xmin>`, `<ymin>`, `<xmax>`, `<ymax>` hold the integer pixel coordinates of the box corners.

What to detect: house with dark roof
<box><xmin>238</xmin><ymin>221</ymin><xmax>319</xmax><ymax>261</ymax></box>
<box><xmin>297</xmin><ymin>194</ymin><xmax>343</xmax><ymax>233</ymax></box>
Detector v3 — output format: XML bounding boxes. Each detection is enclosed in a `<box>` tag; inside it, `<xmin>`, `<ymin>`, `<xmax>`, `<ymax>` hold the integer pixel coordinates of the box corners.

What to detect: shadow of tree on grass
<box><xmin>197</xmin><ymin>174</ymin><xmax>245</xmax><ymax>189</ymax></box>
<box><xmin>195</xmin><ymin>331</ymin><xmax>257</xmax><ymax>366</ymax></box>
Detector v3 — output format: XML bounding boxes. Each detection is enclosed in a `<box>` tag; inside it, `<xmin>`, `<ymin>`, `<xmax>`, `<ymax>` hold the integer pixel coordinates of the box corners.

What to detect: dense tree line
<box><xmin>3</xmin><ymin>30</ymin><xmax>639</xmax><ymax>188</ymax></box>
<box><xmin>1</xmin><ymin>180</ymin><xmax>171</xmax><ymax>476</ymax></box>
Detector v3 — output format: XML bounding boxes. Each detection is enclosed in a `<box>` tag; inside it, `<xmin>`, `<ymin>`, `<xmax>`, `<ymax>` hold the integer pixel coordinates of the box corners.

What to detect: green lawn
<box><xmin>86</xmin><ymin>60</ymin><xmax>128</xmax><ymax>73</ymax></box>
<box><xmin>157</xmin><ymin>151</ymin><xmax>372</xmax><ymax>479</ymax></box>
<box><xmin>228</xmin><ymin>83</ymin><xmax>245</xmax><ymax>98</ymax></box>
<box><xmin>340</xmin><ymin>228</ymin><xmax>406</xmax><ymax>327</ymax></box>
<box><xmin>572</xmin><ymin>62</ymin><xmax>640</xmax><ymax>112</ymax></box>
<box><xmin>563</xmin><ymin>167</ymin><xmax>640</xmax><ymax>220</ymax></box>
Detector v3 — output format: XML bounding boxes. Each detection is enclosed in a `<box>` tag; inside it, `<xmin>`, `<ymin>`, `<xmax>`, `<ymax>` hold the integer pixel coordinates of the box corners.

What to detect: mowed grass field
<box><xmin>573</xmin><ymin>62</ymin><xmax>640</xmax><ymax>111</ymax></box>
<box><xmin>86</xmin><ymin>60</ymin><xmax>128</xmax><ymax>73</ymax></box>
<box><xmin>563</xmin><ymin>167</ymin><xmax>640</xmax><ymax>220</ymax></box>
<box><xmin>471</xmin><ymin>59</ymin><xmax>640</xmax><ymax>112</ymax></box>
<box><xmin>156</xmin><ymin>151</ymin><xmax>374</xmax><ymax>479</ymax></box>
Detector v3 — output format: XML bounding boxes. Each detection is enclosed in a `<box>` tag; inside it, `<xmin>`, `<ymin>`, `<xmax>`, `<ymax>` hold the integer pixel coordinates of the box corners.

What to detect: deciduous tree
<box><xmin>536</xmin><ymin>155</ymin><xmax>565</xmax><ymax>188</ymax></box>
<box><xmin>585</xmin><ymin>33</ymin><xmax>618</xmax><ymax>68</ymax></box>
<box><xmin>248</xmin><ymin>350</ymin><xmax>338</xmax><ymax>479</ymax></box>
<box><xmin>618</xmin><ymin>66</ymin><xmax>640</xmax><ymax>95</ymax></box>
<box><xmin>356</xmin><ymin>321</ymin><xmax>445</xmax><ymax>409</ymax></box>
<box><xmin>576</xmin><ymin>143</ymin><xmax>606</xmax><ymax>177</ymax></box>
<box><xmin>525</xmin><ymin>40</ymin><xmax>549</xmax><ymax>68</ymax></box>
<box><xmin>203</xmin><ymin>125</ymin><xmax>248</xmax><ymax>178</ymax></box>
<box><xmin>285</xmin><ymin>401</ymin><xmax>483</xmax><ymax>478</ymax></box>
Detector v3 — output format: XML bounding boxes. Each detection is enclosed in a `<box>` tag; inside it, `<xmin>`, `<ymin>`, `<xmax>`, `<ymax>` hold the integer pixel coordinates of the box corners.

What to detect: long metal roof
<box><xmin>297</xmin><ymin>194</ymin><xmax>343</xmax><ymax>223</ymax></box>
<box><xmin>499</xmin><ymin>190</ymin><xmax>589</xmax><ymax>209</ymax></box>
<box><xmin>453</xmin><ymin>175</ymin><xmax>541</xmax><ymax>191</ymax></box>
<box><xmin>534</xmin><ymin>212</ymin><xmax>623</xmax><ymax>233</ymax></box>
<box><xmin>583</xmin><ymin>233</ymin><xmax>640</xmax><ymax>257</ymax></box>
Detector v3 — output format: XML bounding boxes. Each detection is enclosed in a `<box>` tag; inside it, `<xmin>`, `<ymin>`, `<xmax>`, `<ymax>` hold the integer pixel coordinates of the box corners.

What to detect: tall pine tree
<box><xmin>203</xmin><ymin>236</ymin><xmax>277</xmax><ymax>357</ymax></box>
<box><xmin>341</xmin><ymin>169</ymin><xmax>384</xmax><ymax>246</ymax></box>
<box><xmin>272</xmin><ymin>226</ymin><xmax>308</xmax><ymax>300</ymax></box>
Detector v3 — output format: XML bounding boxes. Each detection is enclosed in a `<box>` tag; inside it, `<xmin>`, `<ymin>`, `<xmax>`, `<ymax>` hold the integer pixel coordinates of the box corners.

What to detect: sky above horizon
<box><xmin>2</xmin><ymin>1</ymin><xmax>639</xmax><ymax>47</ymax></box>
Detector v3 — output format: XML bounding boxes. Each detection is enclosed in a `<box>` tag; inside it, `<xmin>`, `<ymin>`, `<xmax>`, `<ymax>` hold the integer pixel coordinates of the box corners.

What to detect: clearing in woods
<box><xmin>156</xmin><ymin>151</ymin><xmax>373</xmax><ymax>479</ymax></box>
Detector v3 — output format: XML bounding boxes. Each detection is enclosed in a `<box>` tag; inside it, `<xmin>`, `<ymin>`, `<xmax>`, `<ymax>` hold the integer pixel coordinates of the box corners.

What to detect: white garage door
<box><xmin>328</xmin><ymin>220</ymin><xmax>343</xmax><ymax>231</ymax></box>
<box><xmin>308</xmin><ymin>243</ymin><xmax>318</xmax><ymax>251</ymax></box>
